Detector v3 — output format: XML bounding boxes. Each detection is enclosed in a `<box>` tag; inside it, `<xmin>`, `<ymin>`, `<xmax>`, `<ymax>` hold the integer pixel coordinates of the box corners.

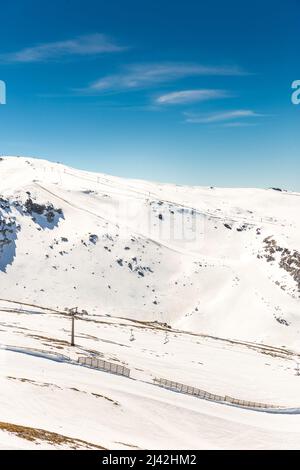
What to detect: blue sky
<box><xmin>0</xmin><ymin>0</ymin><xmax>299</xmax><ymax>189</ymax></box>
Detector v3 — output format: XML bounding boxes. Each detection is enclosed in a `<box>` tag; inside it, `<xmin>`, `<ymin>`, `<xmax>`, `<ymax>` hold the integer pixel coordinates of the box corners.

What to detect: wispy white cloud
<box><xmin>88</xmin><ymin>63</ymin><xmax>246</xmax><ymax>92</ymax></box>
<box><xmin>1</xmin><ymin>34</ymin><xmax>125</xmax><ymax>63</ymax></box>
<box><xmin>222</xmin><ymin>121</ymin><xmax>258</xmax><ymax>128</ymax></box>
<box><xmin>184</xmin><ymin>109</ymin><xmax>263</xmax><ymax>124</ymax></box>
<box><xmin>155</xmin><ymin>89</ymin><xmax>230</xmax><ymax>105</ymax></box>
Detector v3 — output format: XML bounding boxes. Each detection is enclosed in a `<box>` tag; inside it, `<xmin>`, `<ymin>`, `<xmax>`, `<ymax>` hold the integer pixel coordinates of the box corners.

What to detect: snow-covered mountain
<box><xmin>2</xmin><ymin>155</ymin><xmax>300</xmax><ymax>450</ymax></box>
<box><xmin>1</xmin><ymin>156</ymin><xmax>300</xmax><ymax>348</ymax></box>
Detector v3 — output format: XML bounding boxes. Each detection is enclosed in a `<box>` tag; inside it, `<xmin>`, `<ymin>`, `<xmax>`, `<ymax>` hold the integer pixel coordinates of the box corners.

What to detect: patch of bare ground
<box><xmin>28</xmin><ymin>334</ymin><xmax>70</xmax><ymax>346</ymax></box>
<box><xmin>0</xmin><ymin>298</ymin><xmax>64</xmax><ymax>315</ymax></box>
<box><xmin>7</xmin><ymin>377</ymin><xmax>120</xmax><ymax>405</ymax></box>
<box><xmin>0</xmin><ymin>421</ymin><xmax>105</xmax><ymax>449</ymax></box>
<box><xmin>114</xmin><ymin>441</ymin><xmax>141</xmax><ymax>449</ymax></box>
<box><xmin>7</xmin><ymin>376</ymin><xmax>40</xmax><ymax>385</ymax></box>
<box><xmin>69</xmin><ymin>387</ymin><xmax>119</xmax><ymax>405</ymax></box>
<box><xmin>7</xmin><ymin>376</ymin><xmax>61</xmax><ymax>389</ymax></box>
<box><xmin>91</xmin><ymin>392</ymin><xmax>119</xmax><ymax>405</ymax></box>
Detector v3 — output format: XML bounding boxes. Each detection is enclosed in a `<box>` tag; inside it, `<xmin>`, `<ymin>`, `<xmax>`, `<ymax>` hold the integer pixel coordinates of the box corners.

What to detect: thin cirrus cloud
<box><xmin>184</xmin><ymin>110</ymin><xmax>264</xmax><ymax>124</ymax></box>
<box><xmin>155</xmin><ymin>89</ymin><xmax>230</xmax><ymax>105</ymax></box>
<box><xmin>88</xmin><ymin>63</ymin><xmax>247</xmax><ymax>92</ymax></box>
<box><xmin>0</xmin><ymin>34</ymin><xmax>125</xmax><ymax>63</ymax></box>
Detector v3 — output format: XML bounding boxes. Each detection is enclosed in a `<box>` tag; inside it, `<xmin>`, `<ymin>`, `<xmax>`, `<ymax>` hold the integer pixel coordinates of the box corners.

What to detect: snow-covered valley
<box><xmin>1</xmin><ymin>155</ymin><xmax>300</xmax><ymax>449</ymax></box>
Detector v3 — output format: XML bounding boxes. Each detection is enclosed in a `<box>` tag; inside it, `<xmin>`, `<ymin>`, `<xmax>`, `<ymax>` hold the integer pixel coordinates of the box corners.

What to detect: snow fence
<box><xmin>78</xmin><ymin>356</ymin><xmax>130</xmax><ymax>378</ymax></box>
<box><xmin>153</xmin><ymin>377</ymin><xmax>278</xmax><ymax>409</ymax></box>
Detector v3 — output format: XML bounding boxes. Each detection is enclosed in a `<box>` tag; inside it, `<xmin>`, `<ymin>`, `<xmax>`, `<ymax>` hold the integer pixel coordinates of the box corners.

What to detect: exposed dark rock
<box><xmin>89</xmin><ymin>234</ymin><xmax>98</xmax><ymax>244</ymax></box>
<box><xmin>261</xmin><ymin>237</ymin><xmax>300</xmax><ymax>293</ymax></box>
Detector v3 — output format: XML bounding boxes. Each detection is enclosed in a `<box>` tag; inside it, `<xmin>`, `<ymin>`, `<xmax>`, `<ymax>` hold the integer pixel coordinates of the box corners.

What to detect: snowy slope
<box><xmin>1</xmin><ymin>155</ymin><xmax>300</xmax><ymax>449</ymax></box>
<box><xmin>1</xmin><ymin>303</ymin><xmax>300</xmax><ymax>450</ymax></box>
<box><xmin>0</xmin><ymin>155</ymin><xmax>299</xmax><ymax>348</ymax></box>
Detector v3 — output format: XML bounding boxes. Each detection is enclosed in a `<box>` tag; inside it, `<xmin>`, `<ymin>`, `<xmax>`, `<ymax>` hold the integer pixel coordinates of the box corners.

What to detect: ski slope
<box><xmin>0</xmin><ymin>155</ymin><xmax>300</xmax><ymax>449</ymax></box>
<box><xmin>1</xmin><ymin>302</ymin><xmax>300</xmax><ymax>449</ymax></box>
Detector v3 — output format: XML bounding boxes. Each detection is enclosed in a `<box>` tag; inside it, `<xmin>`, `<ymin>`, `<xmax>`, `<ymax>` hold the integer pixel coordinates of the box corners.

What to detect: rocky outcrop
<box><xmin>262</xmin><ymin>237</ymin><xmax>300</xmax><ymax>293</ymax></box>
<box><xmin>0</xmin><ymin>193</ymin><xmax>64</xmax><ymax>271</ymax></box>
<box><xmin>24</xmin><ymin>196</ymin><xmax>63</xmax><ymax>227</ymax></box>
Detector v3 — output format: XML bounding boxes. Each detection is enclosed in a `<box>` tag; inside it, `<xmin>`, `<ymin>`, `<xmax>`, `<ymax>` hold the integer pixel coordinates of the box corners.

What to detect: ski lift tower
<box><xmin>69</xmin><ymin>307</ymin><xmax>78</xmax><ymax>346</ymax></box>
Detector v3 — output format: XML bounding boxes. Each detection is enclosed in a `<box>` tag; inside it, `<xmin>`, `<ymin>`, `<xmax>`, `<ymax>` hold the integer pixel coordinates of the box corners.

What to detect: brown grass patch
<box><xmin>0</xmin><ymin>421</ymin><xmax>105</xmax><ymax>449</ymax></box>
